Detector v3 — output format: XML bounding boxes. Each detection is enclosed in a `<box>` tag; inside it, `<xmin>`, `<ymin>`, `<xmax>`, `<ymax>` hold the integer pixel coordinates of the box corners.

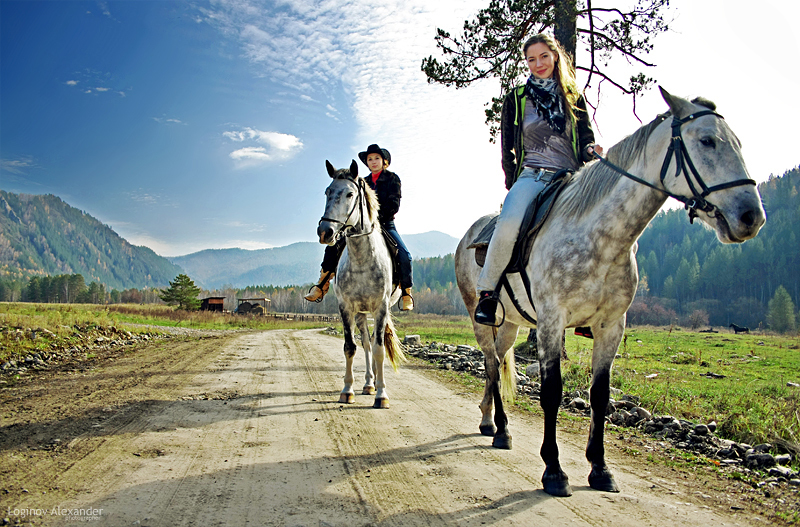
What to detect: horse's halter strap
<box><xmin>319</xmin><ymin>177</ymin><xmax>374</xmax><ymax>241</ymax></box>
<box><xmin>594</xmin><ymin>110</ymin><xmax>756</xmax><ymax>223</ymax></box>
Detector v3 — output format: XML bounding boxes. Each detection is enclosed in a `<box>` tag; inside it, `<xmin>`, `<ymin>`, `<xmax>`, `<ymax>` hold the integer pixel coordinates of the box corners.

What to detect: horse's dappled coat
<box><xmin>317</xmin><ymin>160</ymin><xmax>404</xmax><ymax>408</ymax></box>
<box><xmin>455</xmin><ymin>88</ymin><xmax>765</xmax><ymax>497</ymax></box>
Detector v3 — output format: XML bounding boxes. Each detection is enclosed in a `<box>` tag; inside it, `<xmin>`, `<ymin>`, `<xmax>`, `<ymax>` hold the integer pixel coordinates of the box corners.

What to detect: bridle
<box><xmin>319</xmin><ymin>176</ymin><xmax>374</xmax><ymax>242</ymax></box>
<box><xmin>593</xmin><ymin>110</ymin><xmax>756</xmax><ymax>223</ymax></box>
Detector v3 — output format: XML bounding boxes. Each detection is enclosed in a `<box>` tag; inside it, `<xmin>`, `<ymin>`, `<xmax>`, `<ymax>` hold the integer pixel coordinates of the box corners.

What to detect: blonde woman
<box><xmin>475</xmin><ymin>33</ymin><xmax>602</xmax><ymax>326</ymax></box>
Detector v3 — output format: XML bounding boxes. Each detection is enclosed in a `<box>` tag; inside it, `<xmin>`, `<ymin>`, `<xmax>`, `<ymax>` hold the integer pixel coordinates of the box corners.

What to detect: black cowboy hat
<box><xmin>358</xmin><ymin>144</ymin><xmax>391</xmax><ymax>166</ymax></box>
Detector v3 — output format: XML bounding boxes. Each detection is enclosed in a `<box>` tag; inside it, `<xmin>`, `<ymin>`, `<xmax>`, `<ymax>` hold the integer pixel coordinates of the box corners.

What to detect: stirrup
<box><xmin>475</xmin><ymin>291</ymin><xmax>504</xmax><ymax>327</ymax></box>
<box><xmin>304</xmin><ymin>285</ymin><xmax>324</xmax><ymax>303</ymax></box>
<box><xmin>401</xmin><ymin>290</ymin><xmax>414</xmax><ymax>311</ymax></box>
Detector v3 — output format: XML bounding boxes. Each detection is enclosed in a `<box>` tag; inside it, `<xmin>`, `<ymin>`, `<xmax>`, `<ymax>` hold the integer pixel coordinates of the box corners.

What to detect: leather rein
<box><xmin>593</xmin><ymin>110</ymin><xmax>756</xmax><ymax>223</ymax></box>
<box><xmin>319</xmin><ymin>176</ymin><xmax>375</xmax><ymax>242</ymax></box>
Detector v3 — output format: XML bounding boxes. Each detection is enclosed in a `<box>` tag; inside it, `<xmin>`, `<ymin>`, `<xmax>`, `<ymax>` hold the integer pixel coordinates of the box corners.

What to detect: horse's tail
<box><xmin>500</xmin><ymin>348</ymin><xmax>517</xmax><ymax>403</ymax></box>
<box><xmin>384</xmin><ymin>315</ymin><xmax>406</xmax><ymax>371</ymax></box>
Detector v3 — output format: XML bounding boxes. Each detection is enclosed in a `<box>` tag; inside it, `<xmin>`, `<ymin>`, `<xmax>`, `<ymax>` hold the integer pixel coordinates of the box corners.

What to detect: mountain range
<box><xmin>168</xmin><ymin>231</ymin><xmax>460</xmax><ymax>289</ymax></box>
<box><xmin>0</xmin><ymin>190</ymin><xmax>459</xmax><ymax>290</ymax></box>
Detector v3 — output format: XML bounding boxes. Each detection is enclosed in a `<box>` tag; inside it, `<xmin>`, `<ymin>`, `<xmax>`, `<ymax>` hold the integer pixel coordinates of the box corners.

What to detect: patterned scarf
<box><xmin>524</xmin><ymin>75</ymin><xmax>566</xmax><ymax>134</ymax></box>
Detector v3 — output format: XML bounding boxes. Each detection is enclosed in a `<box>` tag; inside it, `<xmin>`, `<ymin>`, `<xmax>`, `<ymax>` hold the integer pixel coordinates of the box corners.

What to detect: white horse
<box><xmin>455</xmin><ymin>88</ymin><xmax>765</xmax><ymax>496</ymax></box>
<box><xmin>317</xmin><ymin>160</ymin><xmax>405</xmax><ymax>408</ymax></box>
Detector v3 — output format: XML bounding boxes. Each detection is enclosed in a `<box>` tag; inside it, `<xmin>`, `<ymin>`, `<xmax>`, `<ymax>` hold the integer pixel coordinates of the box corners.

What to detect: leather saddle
<box><xmin>468</xmin><ymin>170</ymin><xmax>573</xmax><ymax>271</ymax></box>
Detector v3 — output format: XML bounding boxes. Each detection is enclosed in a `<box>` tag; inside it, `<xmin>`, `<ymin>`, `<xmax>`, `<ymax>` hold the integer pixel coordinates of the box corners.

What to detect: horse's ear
<box><xmin>350</xmin><ymin>159</ymin><xmax>358</xmax><ymax>178</ymax></box>
<box><xmin>659</xmin><ymin>86</ymin><xmax>693</xmax><ymax>119</ymax></box>
<box><xmin>325</xmin><ymin>160</ymin><xmax>336</xmax><ymax>179</ymax></box>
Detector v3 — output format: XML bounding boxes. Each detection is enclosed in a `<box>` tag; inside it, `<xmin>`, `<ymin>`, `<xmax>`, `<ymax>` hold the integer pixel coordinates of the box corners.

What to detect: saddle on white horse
<box><xmin>468</xmin><ymin>170</ymin><xmax>573</xmax><ymax>271</ymax></box>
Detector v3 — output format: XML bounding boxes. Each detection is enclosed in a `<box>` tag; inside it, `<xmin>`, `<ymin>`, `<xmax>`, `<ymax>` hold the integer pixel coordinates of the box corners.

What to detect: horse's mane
<box><xmin>333</xmin><ymin>168</ymin><xmax>380</xmax><ymax>227</ymax></box>
<box><xmin>558</xmin><ymin>97</ymin><xmax>717</xmax><ymax>220</ymax></box>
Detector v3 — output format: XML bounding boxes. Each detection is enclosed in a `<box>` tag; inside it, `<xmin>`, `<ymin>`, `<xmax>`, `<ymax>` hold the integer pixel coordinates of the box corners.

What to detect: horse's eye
<box><xmin>700</xmin><ymin>137</ymin><xmax>716</xmax><ymax>148</ymax></box>
<box><xmin>346</xmin><ymin>192</ymin><xmax>354</xmax><ymax>198</ymax></box>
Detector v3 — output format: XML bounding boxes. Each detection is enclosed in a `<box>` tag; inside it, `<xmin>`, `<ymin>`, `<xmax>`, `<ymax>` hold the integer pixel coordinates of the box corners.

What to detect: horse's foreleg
<box><xmin>586</xmin><ymin>319</ymin><xmax>624</xmax><ymax>493</ymax></box>
<box><xmin>356</xmin><ymin>313</ymin><xmax>375</xmax><ymax>395</ymax></box>
<box><xmin>339</xmin><ymin>307</ymin><xmax>357</xmax><ymax>404</ymax></box>
<box><xmin>371</xmin><ymin>305</ymin><xmax>390</xmax><ymax>409</ymax></box>
<box><xmin>538</xmin><ymin>323</ymin><xmax>571</xmax><ymax>496</ymax></box>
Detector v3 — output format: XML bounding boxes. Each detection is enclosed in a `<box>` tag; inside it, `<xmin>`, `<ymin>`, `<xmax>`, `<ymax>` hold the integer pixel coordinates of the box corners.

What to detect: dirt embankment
<box><xmin>0</xmin><ymin>329</ymin><xmax>782</xmax><ymax>526</ymax></box>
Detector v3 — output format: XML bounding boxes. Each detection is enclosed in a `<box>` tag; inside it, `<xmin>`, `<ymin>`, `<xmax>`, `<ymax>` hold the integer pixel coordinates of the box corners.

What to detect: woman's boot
<box><xmin>401</xmin><ymin>288</ymin><xmax>414</xmax><ymax>311</ymax></box>
<box><xmin>304</xmin><ymin>271</ymin><xmax>334</xmax><ymax>302</ymax></box>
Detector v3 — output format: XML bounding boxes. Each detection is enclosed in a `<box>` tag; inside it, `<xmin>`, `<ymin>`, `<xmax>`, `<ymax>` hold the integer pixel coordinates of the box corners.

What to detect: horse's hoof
<box><xmin>339</xmin><ymin>393</ymin><xmax>355</xmax><ymax>404</ymax></box>
<box><xmin>588</xmin><ymin>467</ymin><xmax>620</xmax><ymax>493</ymax></box>
<box><xmin>542</xmin><ymin>468</ymin><xmax>572</xmax><ymax>497</ymax></box>
<box><xmin>479</xmin><ymin>424</ymin><xmax>496</xmax><ymax>437</ymax></box>
<box><xmin>492</xmin><ymin>431</ymin><xmax>512</xmax><ymax>450</ymax></box>
<box><xmin>362</xmin><ymin>386</ymin><xmax>376</xmax><ymax>395</ymax></box>
<box><xmin>373</xmin><ymin>398</ymin><xmax>390</xmax><ymax>409</ymax></box>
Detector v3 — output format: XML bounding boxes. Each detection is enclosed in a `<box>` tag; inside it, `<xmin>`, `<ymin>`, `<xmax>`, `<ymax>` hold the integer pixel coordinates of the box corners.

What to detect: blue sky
<box><xmin>2</xmin><ymin>0</ymin><xmax>799</xmax><ymax>257</ymax></box>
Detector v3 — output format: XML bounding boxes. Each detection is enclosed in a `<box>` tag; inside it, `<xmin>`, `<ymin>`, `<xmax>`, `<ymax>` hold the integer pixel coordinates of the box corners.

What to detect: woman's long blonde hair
<box><xmin>522</xmin><ymin>33</ymin><xmax>582</xmax><ymax>120</ymax></box>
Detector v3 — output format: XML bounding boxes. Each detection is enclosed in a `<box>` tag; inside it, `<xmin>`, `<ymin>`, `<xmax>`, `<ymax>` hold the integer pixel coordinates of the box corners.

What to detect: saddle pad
<box><xmin>468</xmin><ymin>171</ymin><xmax>573</xmax><ymax>269</ymax></box>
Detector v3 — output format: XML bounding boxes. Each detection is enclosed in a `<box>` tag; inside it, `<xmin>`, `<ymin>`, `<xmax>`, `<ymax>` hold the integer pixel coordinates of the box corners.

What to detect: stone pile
<box><xmin>1</xmin><ymin>325</ymin><xmax>164</xmax><ymax>377</ymax></box>
<box><xmin>402</xmin><ymin>338</ymin><xmax>799</xmax><ymax>484</ymax></box>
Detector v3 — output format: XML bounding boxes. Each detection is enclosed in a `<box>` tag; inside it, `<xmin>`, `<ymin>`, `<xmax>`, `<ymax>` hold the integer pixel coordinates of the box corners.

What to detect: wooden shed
<box><xmin>237</xmin><ymin>297</ymin><xmax>271</xmax><ymax>315</ymax></box>
<box><xmin>200</xmin><ymin>297</ymin><xmax>226</xmax><ymax>312</ymax></box>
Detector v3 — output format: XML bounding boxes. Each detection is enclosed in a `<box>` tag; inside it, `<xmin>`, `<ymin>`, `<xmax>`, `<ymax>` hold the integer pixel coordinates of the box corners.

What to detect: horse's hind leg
<box><xmin>371</xmin><ymin>304</ymin><xmax>391</xmax><ymax>409</ymax></box>
<box><xmin>490</xmin><ymin>322</ymin><xmax>519</xmax><ymax>449</ymax></box>
<box><xmin>538</xmin><ymin>320</ymin><xmax>572</xmax><ymax>496</ymax></box>
<box><xmin>338</xmin><ymin>307</ymin><xmax>357</xmax><ymax>404</ymax></box>
<box><xmin>356</xmin><ymin>313</ymin><xmax>375</xmax><ymax>395</ymax></box>
<box><xmin>586</xmin><ymin>319</ymin><xmax>624</xmax><ymax>493</ymax></box>
<box><xmin>473</xmin><ymin>324</ymin><xmax>498</xmax><ymax>436</ymax></box>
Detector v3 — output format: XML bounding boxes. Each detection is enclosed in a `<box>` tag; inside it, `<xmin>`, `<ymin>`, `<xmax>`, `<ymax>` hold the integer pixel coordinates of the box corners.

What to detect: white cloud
<box><xmin>66</xmin><ymin>80</ymin><xmax>78</xmax><ymax>86</ymax></box>
<box><xmin>229</xmin><ymin>146</ymin><xmax>270</xmax><ymax>161</ymax></box>
<box><xmin>153</xmin><ymin>117</ymin><xmax>184</xmax><ymax>125</ymax></box>
<box><xmin>223</xmin><ymin>127</ymin><xmax>303</xmax><ymax>166</ymax></box>
<box><xmin>95</xmin><ymin>87</ymin><xmax>110</xmax><ymax>92</ymax></box>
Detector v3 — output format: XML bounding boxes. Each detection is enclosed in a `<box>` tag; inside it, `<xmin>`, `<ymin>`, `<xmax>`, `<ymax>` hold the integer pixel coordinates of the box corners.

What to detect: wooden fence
<box><xmin>264</xmin><ymin>312</ymin><xmax>340</xmax><ymax>323</ymax></box>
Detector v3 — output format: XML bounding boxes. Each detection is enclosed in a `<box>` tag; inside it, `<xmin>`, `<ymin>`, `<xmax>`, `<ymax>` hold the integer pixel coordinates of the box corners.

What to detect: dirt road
<box><xmin>1</xmin><ymin>329</ymin><xmax>762</xmax><ymax>526</ymax></box>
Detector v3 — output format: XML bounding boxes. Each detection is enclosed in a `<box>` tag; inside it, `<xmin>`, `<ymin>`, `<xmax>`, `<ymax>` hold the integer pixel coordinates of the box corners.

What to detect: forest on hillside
<box><xmin>3</xmin><ymin>168</ymin><xmax>798</xmax><ymax>332</ymax></box>
<box><xmin>0</xmin><ymin>191</ymin><xmax>182</xmax><ymax>290</ymax></box>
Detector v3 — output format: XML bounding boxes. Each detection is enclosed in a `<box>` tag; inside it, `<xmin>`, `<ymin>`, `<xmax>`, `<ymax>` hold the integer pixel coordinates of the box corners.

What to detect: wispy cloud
<box><xmin>223</xmin><ymin>127</ymin><xmax>303</xmax><ymax>166</ymax></box>
<box><xmin>153</xmin><ymin>117</ymin><xmax>185</xmax><ymax>125</ymax></box>
<box><xmin>1</xmin><ymin>156</ymin><xmax>39</xmax><ymax>175</ymax></box>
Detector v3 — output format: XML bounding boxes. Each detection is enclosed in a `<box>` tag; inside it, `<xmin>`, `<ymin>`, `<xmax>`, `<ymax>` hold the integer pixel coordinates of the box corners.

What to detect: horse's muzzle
<box><xmin>317</xmin><ymin>222</ymin><xmax>336</xmax><ymax>245</ymax></box>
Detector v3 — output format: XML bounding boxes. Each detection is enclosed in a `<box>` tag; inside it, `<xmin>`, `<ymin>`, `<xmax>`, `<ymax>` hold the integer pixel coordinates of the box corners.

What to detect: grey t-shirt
<box><xmin>521</xmin><ymin>98</ymin><xmax>578</xmax><ymax>172</ymax></box>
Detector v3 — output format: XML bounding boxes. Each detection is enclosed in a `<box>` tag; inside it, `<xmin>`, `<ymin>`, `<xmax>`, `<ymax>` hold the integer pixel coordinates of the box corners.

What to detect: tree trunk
<box><xmin>554</xmin><ymin>0</ymin><xmax>577</xmax><ymax>67</ymax></box>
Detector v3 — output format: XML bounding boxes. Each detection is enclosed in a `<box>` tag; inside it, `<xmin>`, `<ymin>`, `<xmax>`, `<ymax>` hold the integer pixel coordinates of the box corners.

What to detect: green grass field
<box><xmin>3</xmin><ymin>304</ymin><xmax>798</xmax><ymax>453</ymax></box>
<box><xmin>392</xmin><ymin>313</ymin><xmax>800</xmax><ymax>452</ymax></box>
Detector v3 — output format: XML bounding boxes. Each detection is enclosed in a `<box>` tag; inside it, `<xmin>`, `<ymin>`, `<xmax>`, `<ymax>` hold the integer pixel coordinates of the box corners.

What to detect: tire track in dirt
<box><xmin>2</xmin><ymin>329</ymin><xmax>764</xmax><ymax>527</ymax></box>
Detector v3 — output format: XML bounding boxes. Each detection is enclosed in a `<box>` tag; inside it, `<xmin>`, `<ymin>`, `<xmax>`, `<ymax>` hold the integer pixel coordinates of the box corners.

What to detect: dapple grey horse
<box><xmin>317</xmin><ymin>160</ymin><xmax>404</xmax><ymax>408</ymax></box>
<box><xmin>455</xmin><ymin>88</ymin><xmax>765</xmax><ymax>496</ymax></box>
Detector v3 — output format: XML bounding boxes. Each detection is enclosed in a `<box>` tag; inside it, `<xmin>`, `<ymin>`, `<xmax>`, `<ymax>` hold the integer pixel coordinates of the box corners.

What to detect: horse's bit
<box><xmin>594</xmin><ymin>110</ymin><xmax>756</xmax><ymax>223</ymax></box>
<box><xmin>319</xmin><ymin>177</ymin><xmax>374</xmax><ymax>242</ymax></box>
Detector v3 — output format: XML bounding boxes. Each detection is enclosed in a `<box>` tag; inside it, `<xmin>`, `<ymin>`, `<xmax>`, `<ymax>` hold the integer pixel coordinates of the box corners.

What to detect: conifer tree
<box><xmin>160</xmin><ymin>274</ymin><xmax>202</xmax><ymax>311</ymax></box>
<box><xmin>767</xmin><ymin>285</ymin><xmax>796</xmax><ymax>334</ymax></box>
<box><xmin>421</xmin><ymin>0</ymin><xmax>672</xmax><ymax>139</ymax></box>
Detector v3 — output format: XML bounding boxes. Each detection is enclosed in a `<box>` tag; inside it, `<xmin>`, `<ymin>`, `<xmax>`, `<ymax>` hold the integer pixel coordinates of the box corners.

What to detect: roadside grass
<box><xmin>393</xmin><ymin>313</ymin><xmax>800</xmax><ymax>454</ymax></box>
<box><xmin>0</xmin><ymin>302</ymin><xmax>331</xmax><ymax>362</ymax></box>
